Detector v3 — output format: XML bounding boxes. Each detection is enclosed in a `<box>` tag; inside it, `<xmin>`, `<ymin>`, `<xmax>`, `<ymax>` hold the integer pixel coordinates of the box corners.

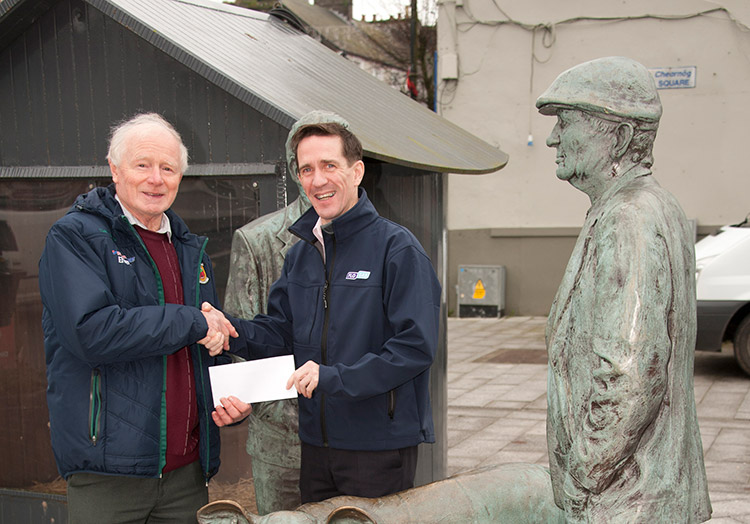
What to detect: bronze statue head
<box><xmin>537</xmin><ymin>57</ymin><xmax>662</xmax><ymax>201</ymax></box>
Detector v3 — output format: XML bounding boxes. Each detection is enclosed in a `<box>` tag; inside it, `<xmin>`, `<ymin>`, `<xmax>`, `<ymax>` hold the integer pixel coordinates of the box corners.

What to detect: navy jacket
<box><xmin>231</xmin><ymin>189</ymin><xmax>441</xmax><ymax>451</ymax></box>
<box><xmin>39</xmin><ymin>185</ymin><xmax>222</xmax><ymax>480</ymax></box>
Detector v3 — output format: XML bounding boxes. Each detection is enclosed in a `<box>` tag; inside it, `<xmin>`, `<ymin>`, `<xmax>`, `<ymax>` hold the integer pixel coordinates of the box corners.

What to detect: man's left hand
<box><xmin>287</xmin><ymin>360</ymin><xmax>319</xmax><ymax>399</ymax></box>
<box><xmin>211</xmin><ymin>396</ymin><xmax>252</xmax><ymax>427</ymax></box>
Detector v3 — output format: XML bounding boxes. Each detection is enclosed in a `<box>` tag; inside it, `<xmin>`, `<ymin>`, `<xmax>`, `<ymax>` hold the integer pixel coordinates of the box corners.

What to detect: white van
<box><xmin>695</xmin><ymin>217</ymin><xmax>750</xmax><ymax>374</ymax></box>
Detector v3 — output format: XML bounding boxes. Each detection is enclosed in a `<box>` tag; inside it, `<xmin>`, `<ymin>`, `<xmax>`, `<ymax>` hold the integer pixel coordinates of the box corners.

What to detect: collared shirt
<box><xmin>115</xmin><ymin>194</ymin><xmax>173</xmax><ymax>242</ymax></box>
<box><xmin>313</xmin><ymin>217</ymin><xmax>325</xmax><ymax>262</ymax></box>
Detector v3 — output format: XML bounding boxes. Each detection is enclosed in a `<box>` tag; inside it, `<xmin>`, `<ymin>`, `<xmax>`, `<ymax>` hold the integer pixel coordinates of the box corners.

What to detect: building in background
<box><xmin>232</xmin><ymin>0</ymin><xmax>437</xmax><ymax>108</ymax></box>
<box><xmin>437</xmin><ymin>0</ymin><xmax>750</xmax><ymax>316</ymax></box>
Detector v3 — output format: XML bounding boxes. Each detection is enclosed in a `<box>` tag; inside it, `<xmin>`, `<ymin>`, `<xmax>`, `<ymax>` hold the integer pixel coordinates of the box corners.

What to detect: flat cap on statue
<box><xmin>536</xmin><ymin>56</ymin><xmax>662</xmax><ymax>125</ymax></box>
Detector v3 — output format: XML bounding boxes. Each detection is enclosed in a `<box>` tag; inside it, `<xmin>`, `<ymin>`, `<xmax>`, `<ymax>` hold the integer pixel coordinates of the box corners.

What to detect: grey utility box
<box><xmin>457</xmin><ymin>265</ymin><xmax>506</xmax><ymax>318</ymax></box>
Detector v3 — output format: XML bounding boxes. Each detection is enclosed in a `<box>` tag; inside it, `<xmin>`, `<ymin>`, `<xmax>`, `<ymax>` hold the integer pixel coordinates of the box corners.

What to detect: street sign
<box><xmin>649</xmin><ymin>66</ymin><xmax>697</xmax><ymax>89</ymax></box>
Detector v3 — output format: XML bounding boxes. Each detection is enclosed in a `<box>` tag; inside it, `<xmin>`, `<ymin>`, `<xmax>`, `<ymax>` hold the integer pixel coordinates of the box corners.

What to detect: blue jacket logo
<box><xmin>346</xmin><ymin>270</ymin><xmax>370</xmax><ymax>280</ymax></box>
<box><xmin>112</xmin><ymin>250</ymin><xmax>135</xmax><ymax>266</ymax></box>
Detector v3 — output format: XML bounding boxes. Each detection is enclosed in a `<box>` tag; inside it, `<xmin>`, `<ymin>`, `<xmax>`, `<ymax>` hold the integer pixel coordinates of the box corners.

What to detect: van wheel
<box><xmin>733</xmin><ymin>316</ymin><xmax>750</xmax><ymax>376</ymax></box>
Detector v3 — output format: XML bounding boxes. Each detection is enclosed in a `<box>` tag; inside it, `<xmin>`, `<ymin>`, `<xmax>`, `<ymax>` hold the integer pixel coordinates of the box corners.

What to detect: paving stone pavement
<box><xmin>446</xmin><ymin>316</ymin><xmax>750</xmax><ymax>523</ymax></box>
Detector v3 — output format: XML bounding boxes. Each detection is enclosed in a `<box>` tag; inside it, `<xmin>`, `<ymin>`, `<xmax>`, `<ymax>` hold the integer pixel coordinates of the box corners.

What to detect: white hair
<box><xmin>106</xmin><ymin>113</ymin><xmax>189</xmax><ymax>173</ymax></box>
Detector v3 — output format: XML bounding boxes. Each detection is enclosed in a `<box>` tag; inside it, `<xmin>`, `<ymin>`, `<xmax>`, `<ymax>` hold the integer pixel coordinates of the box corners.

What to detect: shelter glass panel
<box><xmin>0</xmin><ymin>175</ymin><xmax>270</xmax><ymax>496</ymax></box>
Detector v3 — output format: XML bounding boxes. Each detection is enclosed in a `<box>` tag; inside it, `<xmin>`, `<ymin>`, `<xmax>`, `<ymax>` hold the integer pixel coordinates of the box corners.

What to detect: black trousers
<box><xmin>299</xmin><ymin>442</ymin><xmax>419</xmax><ymax>503</ymax></box>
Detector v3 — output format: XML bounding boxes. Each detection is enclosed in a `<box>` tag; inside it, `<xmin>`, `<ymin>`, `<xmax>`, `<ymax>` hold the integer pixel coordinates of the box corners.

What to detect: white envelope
<box><xmin>208</xmin><ymin>355</ymin><xmax>298</xmax><ymax>407</ymax></box>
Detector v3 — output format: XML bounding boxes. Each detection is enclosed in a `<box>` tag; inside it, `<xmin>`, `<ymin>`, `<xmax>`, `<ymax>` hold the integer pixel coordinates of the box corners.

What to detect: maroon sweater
<box><xmin>136</xmin><ymin>227</ymin><xmax>200</xmax><ymax>473</ymax></box>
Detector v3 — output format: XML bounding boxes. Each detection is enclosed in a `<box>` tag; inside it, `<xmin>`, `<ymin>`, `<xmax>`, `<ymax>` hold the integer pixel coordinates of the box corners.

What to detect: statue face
<box><xmin>545</xmin><ymin>109</ymin><xmax>614</xmax><ymax>199</ymax></box>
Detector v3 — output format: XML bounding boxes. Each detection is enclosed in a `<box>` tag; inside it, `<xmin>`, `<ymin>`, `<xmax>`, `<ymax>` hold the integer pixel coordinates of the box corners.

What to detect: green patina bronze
<box><xmin>198</xmin><ymin>463</ymin><xmax>565</xmax><ymax>523</ymax></box>
<box><xmin>538</xmin><ymin>56</ymin><xmax>712</xmax><ymax>523</ymax></box>
<box><xmin>223</xmin><ymin>111</ymin><xmax>353</xmax><ymax>515</ymax></box>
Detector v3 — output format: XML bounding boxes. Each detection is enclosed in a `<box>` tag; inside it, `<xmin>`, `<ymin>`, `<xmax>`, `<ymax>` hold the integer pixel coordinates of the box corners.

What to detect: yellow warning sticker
<box><xmin>473</xmin><ymin>279</ymin><xmax>486</xmax><ymax>299</ymax></box>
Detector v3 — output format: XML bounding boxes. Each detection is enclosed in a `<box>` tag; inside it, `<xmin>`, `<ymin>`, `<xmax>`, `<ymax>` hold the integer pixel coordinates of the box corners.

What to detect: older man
<box><xmin>537</xmin><ymin>57</ymin><xmax>711</xmax><ymax>523</ymax></box>
<box><xmin>39</xmin><ymin>113</ymin><xmax>245</xmax><ymax>523</ymax></box>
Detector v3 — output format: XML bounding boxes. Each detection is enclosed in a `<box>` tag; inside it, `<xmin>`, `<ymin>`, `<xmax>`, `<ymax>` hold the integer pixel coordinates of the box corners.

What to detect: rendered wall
<box><xmin>438</xmin><ymin>0</ymin><xmax>750</xmax><ymax>314</ymax></box>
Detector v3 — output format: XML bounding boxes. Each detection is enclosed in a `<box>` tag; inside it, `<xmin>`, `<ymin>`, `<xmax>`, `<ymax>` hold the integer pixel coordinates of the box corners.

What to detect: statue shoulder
<box><xmin>235</xmin><ymin>207</ymin><xmax>289</xmax><ymax>240</ymax></box>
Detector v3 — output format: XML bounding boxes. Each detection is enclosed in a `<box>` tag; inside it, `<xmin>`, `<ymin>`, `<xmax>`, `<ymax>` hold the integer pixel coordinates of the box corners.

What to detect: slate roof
<box><xmin>277</xmin><ymin>0</ymin><xmax>409</xmax><ymax>69</ymax></box>
<box><xmin>0</xmin><ymin>0</ymin><xmax>508</xmax><ymax>174</ymax></box>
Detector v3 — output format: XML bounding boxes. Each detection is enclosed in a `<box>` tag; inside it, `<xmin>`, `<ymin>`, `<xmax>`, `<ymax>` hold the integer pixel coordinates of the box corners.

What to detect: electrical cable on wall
<box><xmin>448</xmin><ymin>3</ymin><xmax>746</xmax><ymax>147</ymax></box>
<box><xmin>456</xmin><ymin>5</ymin><xmax>746</xmax><ymax>32</ymax></box>
<box><xmin>439</xmin><ymin>3</ymin><xmax>748</xmax><ymax>129</ymax></box>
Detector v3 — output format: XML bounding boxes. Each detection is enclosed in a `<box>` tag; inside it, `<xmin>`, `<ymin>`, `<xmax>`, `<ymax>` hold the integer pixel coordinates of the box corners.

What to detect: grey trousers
<box><xmin>66</xmin><ymin>461</ymin><xmax>208</xmax><ymax>524</ymax></box>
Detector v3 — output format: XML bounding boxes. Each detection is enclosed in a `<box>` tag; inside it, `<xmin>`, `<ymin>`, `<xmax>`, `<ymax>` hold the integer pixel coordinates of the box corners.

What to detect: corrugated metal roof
<box><xmin>0</xmin><ymin>0</ymin><xmax>508</xmax><ymax>174</ymax></box>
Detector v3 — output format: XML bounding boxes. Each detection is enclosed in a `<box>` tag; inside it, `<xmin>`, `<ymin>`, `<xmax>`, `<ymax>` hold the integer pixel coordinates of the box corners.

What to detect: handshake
<box><xmin>197</xmin><ymin>302</ymin><xmax>320</xmax><ymax>402</ymax></box>
<box><xmin>197</xmin><ymin>302</ymin><xmax>253</xmax><ymax>426</ymax></box>
<box><xmin>197</xmin><ymin>302</ymin><xmax>238</xmax><ymax>356</ymax></box>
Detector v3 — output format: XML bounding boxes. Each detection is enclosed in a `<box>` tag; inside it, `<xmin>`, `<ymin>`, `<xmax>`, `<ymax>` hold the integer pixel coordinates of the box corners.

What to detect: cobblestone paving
<box><xmin>447</xmin><ymin>316</ymin><xmax>750</xmax><ymax>523</ymax></box>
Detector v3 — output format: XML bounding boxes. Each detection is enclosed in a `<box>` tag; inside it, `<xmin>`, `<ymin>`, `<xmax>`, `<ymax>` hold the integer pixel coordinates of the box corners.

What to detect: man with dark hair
<box><xmin>223</xmin><ymin>111</ymin><xmax>350</xmax><ymax>514</ymax></box>
<box><xmin>213</xmin><ymin>111</ymin><xmax>441</xmax><ymax>503</ymax></box>
<box><xmin>39</xmin><ymin>112</ymin><xmax>247</xmax><ymax>523</ymax></box>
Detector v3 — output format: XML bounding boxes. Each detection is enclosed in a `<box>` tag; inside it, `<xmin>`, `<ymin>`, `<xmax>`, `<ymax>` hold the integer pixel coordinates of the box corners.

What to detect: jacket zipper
<box><xmin>194</xmin><ymin>238</ymin><xmax>212</xmax><ymax>482</ymax></box>
<box><xmin>122</xmin><ymin>217</ymin><xmax>168</xmax><ymax>475</ymax></box>
<box><xmin>388</xmin><ymin>390</ymin><xmax>396</xmax><ymax>419</ymax></box>
<box><xmin>320</xmin><ymin>236</ymin><xmax>336</xmax><ymax>447</ymax></box>
<box><xmin>89</xmin><ymin>369</ymin><xmax>102</xmax><ymax>445</ymax></box>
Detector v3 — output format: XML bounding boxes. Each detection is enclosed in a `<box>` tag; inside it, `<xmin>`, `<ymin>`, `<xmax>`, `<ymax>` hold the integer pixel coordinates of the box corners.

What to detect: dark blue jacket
<box><xmin>231</xmin><ymin>189</ymin><xmax>441</xmax><ymax>450</ymax></box>
<box><xmin>39</xmin><ymin>185</ymin><xmax>222</xmax><ymax>480</ymax></box>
